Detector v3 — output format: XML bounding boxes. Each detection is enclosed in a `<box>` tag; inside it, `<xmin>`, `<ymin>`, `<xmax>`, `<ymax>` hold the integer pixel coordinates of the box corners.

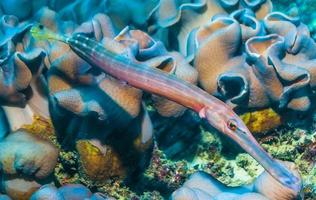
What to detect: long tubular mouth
<box><xmin>202</xmin><ymin>107</ymin><xmax>301</xmax><ymax>192</ymax></box>
<box><xmin>235</xmin><ymin>128</ymin><xmax>301</xmax><ymax>192</ymax></box>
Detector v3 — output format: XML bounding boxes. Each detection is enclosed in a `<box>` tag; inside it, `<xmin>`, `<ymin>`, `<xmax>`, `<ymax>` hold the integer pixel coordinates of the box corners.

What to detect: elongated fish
<box><xmin>30</xmin><ymin>24</ymin><xmax>301</xmax><ymax>192</ymax></box>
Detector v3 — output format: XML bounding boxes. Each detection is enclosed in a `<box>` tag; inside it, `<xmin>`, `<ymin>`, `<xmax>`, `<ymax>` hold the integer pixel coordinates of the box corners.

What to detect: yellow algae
<box><xmin>240</xmin><ymin>108</ymin><xmax>282</xmax><ymax>134</ymax></box>
<box><xmin>76</xmin><ymin>140</ymin><xmax>126</xmax><ymax>184</ymax></box>
<box><xmin>21</xmin><ymin>115</ymin><xmax>57</xmax><ymax>144</ymax></box>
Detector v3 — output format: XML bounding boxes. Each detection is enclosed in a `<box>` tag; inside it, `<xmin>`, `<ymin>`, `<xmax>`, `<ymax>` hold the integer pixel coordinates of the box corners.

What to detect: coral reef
<box><xmin>149</xmin><ymin>0</ymin><xmax>316</xmax><ymax>114</ymax></box>
<box><xmin>171</xmin><ymin>161</ymin><xmax>301</xmax><ymax>200</ymax></box>
<box><xmin>259</xmin><ymin>127</ymin><xmax>316</xmax><ymax>200</ymax></box>
<box><xmin>143</xmin><ymin>122</ymin><xmax>316</xmax><ymax>199</ymax></box>
<box><xmin>192</xmin><ymin>11</ymin><xmax>316</xmax><ymax>112</ymax></box>
<box><xmin>272</xmin><ymin>0</ymin><xmax>316</xmax><ymax>40</ymax></box>
<box><xmin>0</xmin><ymin>0</ymin><xmax>315</xmax><ymax>199</ymax></box>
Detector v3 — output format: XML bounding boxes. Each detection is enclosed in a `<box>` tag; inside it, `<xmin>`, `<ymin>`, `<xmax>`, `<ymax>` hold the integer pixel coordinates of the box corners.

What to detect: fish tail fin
<box><xmin>30</xmin><ymin>24</ymin><xmax>68</xmax><ymax>43</ymax></box>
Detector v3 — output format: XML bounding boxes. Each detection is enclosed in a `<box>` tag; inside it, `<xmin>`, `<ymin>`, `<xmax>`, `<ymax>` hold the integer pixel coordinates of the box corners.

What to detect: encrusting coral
<box><xmin>76</xmin><ymin>139</ymin><xmax>126</xmax><ymax>184</ymax></box>
<box><xmin>240</xmin><ymin>108</ymin><xmax>282</xmax><ymax>134</ymax></box>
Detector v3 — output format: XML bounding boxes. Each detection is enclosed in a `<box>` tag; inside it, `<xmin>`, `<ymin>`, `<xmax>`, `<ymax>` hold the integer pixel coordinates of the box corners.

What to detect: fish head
<box><xmin>201</xmin><ymin>106</ymin><xmax>301</xmax><ymax>193</ymax></box>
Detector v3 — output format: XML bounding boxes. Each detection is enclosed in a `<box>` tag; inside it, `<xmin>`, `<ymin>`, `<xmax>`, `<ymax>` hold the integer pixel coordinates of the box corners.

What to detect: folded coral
<box><xmin>0</xmin><ymin>15</ymin><xmax>45</xmax><ymax>107</ymax></box>
<box><xmin>187</xmin><ymin>10</ymin><xmax>316</xmax><ymax>112</ymax></box>
<box><xmin>0</xmin><ymin>130</ymin><xmax>58</xmax><ymax>200</ymax></box>
<box><xmin>149</xmin><ymin>0</ymin><xmax>316</xmax><ymax>113</ymax></box>
<box><xmin>149</xmin><ymin>0</ymin><xmax>271</xmax><ymax>29</ymax></box>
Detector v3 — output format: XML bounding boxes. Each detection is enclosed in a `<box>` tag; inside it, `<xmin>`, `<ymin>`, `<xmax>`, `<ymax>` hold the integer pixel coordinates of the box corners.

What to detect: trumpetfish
<box><xmin>30</xmin><ymin>24</ymin><xmax>301</xmax><ymax>193</ymax></box>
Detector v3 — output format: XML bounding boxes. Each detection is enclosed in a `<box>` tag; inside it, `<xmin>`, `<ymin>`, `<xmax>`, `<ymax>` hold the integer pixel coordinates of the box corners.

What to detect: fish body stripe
<box><xmin>68</xmin><ymin>34</ymin><xmax>230</xmax><ymax>113</ymax></box>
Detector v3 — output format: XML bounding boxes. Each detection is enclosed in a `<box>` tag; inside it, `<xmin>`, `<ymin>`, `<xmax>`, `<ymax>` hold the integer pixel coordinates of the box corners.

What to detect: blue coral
<box><xmin>30</xmin><ymin>184</ymin><xmax>113</xmax><ymax>200</ymax></box>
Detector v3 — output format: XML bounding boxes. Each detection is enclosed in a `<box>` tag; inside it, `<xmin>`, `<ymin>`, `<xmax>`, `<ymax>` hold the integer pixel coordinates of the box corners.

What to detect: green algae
<box><xmin>54</xmin><ymin>150</ymin><xmax>81</xmax><ymax>186</ymax></box>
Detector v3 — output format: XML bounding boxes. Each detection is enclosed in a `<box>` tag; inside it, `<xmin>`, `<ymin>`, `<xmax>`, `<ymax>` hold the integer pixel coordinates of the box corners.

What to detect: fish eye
<box><xmin>38</xmin><ymin>24</ymin><xmax>44</xmax><ymax>29</ymax></box>
<box><xmin>227</xmin><ymin>119</ymin><xmax>237</xmax><ymax>131</ymax></box>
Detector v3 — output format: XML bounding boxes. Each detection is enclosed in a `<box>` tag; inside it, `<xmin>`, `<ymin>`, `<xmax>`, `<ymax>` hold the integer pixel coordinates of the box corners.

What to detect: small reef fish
<box><xmin>30</xmin><ymin>24</ymin><xmax>301</xmax><ymax>193</ymax></box>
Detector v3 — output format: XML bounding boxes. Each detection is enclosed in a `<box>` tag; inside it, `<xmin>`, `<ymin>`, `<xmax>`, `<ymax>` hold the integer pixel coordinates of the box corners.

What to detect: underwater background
<box><xmin>0</xmin><ymin>0</ymin><xmax>316</xmax><ymax>199</ymax></box>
